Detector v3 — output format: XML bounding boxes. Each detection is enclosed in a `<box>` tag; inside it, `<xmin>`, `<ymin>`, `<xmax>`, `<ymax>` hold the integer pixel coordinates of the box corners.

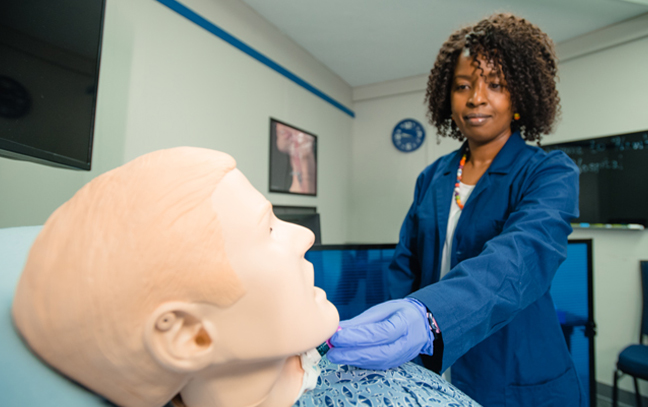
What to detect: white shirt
<box><xmin>440</xmin><ymin>182</ymin><xmax>475</xmax><ymax>280</ymax></box>
<box><xmin>439</xmin><ymin>181</ymin><xmax>474</xmax><ymax>385</ymax></box>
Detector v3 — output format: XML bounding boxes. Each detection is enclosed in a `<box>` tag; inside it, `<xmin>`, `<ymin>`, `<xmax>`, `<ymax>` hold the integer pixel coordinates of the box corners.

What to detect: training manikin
<box><xmin>12</xmin><ymin>147</ymin><xmax>340</xmax><ymax>407</ymax></box>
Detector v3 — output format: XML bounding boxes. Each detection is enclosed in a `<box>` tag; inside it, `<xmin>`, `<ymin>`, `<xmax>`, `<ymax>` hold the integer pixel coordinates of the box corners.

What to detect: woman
<box><xmin>327</xmin><ymin>13</ymin><xmax>584</xmax><ymax>406</ymax></box>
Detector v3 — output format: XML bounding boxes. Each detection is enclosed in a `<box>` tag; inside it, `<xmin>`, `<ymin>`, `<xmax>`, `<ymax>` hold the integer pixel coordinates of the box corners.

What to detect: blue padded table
<box><xmin>0</xmin><ymin>226</ymin><xmax>122</xmax><ymax>406</ymax></box>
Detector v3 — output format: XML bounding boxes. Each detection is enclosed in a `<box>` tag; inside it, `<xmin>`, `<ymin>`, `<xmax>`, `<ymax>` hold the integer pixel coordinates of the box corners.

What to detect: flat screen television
<box><xmin>542</xmin><ymin>129</ymin><xmax>648</xmax><ymax>228</ymax></box>
<box><xmin>0</xmin><ymin>0</ymin><xmax>106</xmax><ymax>170</ymax></box>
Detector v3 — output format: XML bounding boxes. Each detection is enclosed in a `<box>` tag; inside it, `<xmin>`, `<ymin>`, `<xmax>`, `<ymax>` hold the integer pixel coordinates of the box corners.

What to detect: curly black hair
<box><xmin>425</xmin><ymin>13</ymin><xmax>560</xmax><ymax>143</ymax></box>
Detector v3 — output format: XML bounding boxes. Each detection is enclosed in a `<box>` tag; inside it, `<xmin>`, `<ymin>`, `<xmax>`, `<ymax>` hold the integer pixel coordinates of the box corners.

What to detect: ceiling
<box><xmin>242</xmin><ymin>0</ymin><xmax>648</xmax><ymax>87</ymax></box>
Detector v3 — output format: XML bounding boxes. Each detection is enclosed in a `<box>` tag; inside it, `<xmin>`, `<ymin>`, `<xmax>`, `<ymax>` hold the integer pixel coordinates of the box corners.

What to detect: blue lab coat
<box><xmin>389</xmin><ymin>132</ymin><xmax>586</xmax><ymax>406</ymax></box>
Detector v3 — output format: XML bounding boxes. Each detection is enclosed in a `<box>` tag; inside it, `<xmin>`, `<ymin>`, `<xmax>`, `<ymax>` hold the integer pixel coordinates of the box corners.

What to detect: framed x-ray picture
<box><xmin>269</xmin><ymin>118</ymin><xmax>317</xmax><ymax>196</ymax></box>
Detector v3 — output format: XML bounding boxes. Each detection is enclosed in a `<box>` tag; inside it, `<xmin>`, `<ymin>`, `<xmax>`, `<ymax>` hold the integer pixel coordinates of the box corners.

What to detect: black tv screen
<box><xmin>543</xmin><ymin>130</ymin><xmax>648</xmax><ymax>227</ymax></box>
<box><xmin>0</xmin><ymin>0</ymin><xmax>106</xmax><ymax>170</ymax></box>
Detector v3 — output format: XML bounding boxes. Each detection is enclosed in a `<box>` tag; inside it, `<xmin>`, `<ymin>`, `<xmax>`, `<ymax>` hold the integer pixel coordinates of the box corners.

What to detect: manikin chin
<box><xmin>12</xmin><ymin>147</ymin><xmax>340</xmax><ymax>407</ymax></box>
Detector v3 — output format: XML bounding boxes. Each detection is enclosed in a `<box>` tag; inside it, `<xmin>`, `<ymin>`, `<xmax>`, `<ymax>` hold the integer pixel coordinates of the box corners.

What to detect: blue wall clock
<box><xmin>392</xmin><ymin>119</ymin><xmax>425</xmax><ymax>152</ymax></box>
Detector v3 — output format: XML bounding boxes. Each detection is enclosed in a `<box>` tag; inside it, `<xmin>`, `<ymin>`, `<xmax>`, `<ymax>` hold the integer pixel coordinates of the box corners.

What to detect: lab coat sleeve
<box><xmin>388</xmin><ymin>167</ymin><xmax>430</xmax><ymax>299</ymax></box>
<box><xmin>409</xmin><ymin>151</ymin><xmax>579</xmax><ymax>370</ymax></box>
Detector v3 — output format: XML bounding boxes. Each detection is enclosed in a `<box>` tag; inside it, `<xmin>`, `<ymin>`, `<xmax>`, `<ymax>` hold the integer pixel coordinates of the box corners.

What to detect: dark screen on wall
<box><xmin>543</xmin><ymin>130</ymin><xmax>648</xmax><ymax>226</ymax></box>
<box><xmin>0</xmin><ymin>0</ymin><xmax>105</xmax><ymax>170</ymax></box>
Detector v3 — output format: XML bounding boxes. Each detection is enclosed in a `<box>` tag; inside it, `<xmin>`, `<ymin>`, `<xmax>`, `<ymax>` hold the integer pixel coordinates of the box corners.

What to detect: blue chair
<box><xmin>612</xmin><ymin>261</ymin><xmax>648</xmax><ymax>407</ymax></box>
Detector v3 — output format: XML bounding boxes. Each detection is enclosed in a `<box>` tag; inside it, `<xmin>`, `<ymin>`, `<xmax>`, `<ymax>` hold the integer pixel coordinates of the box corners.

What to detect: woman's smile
<box><xmin>464</xmin><ymin>113</ymin><xmax>492</xmax><ymax>126</ymax></box>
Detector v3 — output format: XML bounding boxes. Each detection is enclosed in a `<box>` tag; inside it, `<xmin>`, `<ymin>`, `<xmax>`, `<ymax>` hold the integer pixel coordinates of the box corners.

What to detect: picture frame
<box><xmin>269</xmin><ymin>118</ymin><xmax>317</xmax><ymax>196</ymax></box>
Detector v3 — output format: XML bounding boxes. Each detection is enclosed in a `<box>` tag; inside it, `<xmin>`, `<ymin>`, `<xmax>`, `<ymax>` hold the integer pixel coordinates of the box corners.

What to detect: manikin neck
<box><xmin>180</xmin><ymin>355</ymin><xmax>304</xmax><ymax>407</ymax></box>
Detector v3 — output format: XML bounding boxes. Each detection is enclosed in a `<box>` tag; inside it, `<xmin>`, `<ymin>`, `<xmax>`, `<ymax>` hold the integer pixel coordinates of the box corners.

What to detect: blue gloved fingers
<box><xmin>325</xmin><ymin>299</ymin><xmax>435</xmax><ymax>370</ymax></box>
<box><xmin>330</xmin><ymin>311</ymin><xmax>409</xmax><ymax>348</ymax></box>
<box><xmin>327</xmin><ymin>334</ymin><xmax>422</xmax><ymax>370</ymax></box>
<box><xmin>337</xmin><ymin>300</ymin><xmax>409</xmax><ymax>326</ymax></box>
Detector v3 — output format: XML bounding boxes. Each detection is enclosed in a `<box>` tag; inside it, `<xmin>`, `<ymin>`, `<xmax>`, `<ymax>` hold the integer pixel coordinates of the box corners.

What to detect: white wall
<box><xmin>348</xmin><ymin>78</ymin><xmax>461</xmax><ymax>244</ymax></box>
<box><xmin>0</xmin><ymin>0</ymin><xmax>354</xmax><ymax>243</ymax></box>
<box><xmin>348</xmin><ymin>15</ymin><xmax>648</xmax><ymax>393</ymax></box>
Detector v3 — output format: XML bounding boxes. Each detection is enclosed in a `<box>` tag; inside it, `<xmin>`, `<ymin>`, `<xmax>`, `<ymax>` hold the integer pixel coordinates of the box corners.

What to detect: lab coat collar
<box><xmin>485</xmin><ymin>131</ymin><xmax>525</xmax><ymax>175</ymax></box>
<box><xmin>441</xmin><ymin>143</ymin><xmax>468</xmax><ymax>176</ymax></box>
<box><xmin>459</xmin><ymin>131</ymin><xmax>525</xmax><ymax>208</ymax></box>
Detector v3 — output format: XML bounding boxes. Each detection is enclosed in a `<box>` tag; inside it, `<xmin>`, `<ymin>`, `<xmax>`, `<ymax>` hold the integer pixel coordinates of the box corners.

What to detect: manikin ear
<box><xmin>144</xmin><ymin>302</ymin><xmax>218</xmax><ymax>374</ymax></box>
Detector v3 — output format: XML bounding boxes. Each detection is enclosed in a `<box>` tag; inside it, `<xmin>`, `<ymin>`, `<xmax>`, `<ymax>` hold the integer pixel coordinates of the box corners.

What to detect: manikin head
<box><xmin>12</xmin><ymin>147</ymin><xmax>339</xmax><ymax>407</ymax></box>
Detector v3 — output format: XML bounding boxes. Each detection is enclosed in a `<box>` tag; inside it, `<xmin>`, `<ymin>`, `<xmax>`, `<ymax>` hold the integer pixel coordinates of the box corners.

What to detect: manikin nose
<box><xmin>281</xmin><ymin>219</ymin><xmax>315</xmax><ymax>254</ymax></box>
<box><xmin>299</xmin><ymin>226</ymin><xmax>316</xmax><ymax>253</ymax></box>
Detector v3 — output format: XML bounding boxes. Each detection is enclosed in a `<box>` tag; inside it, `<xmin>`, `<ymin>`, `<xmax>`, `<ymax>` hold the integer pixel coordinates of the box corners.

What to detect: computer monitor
<box><xmin>305</xmin><ymin>244</ymin><xmax>396</xmax><ymax>320</ymax></box>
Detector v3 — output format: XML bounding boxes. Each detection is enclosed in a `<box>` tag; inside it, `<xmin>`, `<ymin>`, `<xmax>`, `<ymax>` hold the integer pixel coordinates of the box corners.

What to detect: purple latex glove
<box><xmin>326</xmin><ymin>298</ymin><xmax>434</xmax><ymax>370</ymax></box>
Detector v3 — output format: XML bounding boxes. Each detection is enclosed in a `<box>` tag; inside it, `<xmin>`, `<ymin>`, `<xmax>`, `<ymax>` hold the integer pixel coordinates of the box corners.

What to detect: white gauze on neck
<box><xmin>293</xmin><ymin>348</ymin><xmax>322</xmax><ymax>403</ymax></box>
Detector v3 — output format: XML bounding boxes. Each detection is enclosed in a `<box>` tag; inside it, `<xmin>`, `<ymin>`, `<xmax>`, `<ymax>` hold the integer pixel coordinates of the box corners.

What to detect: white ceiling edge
<box><xmin>353</xmin><ymin>12</ymin><xmax>648</xmax><ymax>103</ymax></box>
<box><xmin>558</xmin><ymin>11</ymin><xmax>648</xmax><ymax>62</ymax></box>
<box><xmin>353</xmin><ymin>74</ymin><xmax>428</xmax><ymax>102</ymax></box>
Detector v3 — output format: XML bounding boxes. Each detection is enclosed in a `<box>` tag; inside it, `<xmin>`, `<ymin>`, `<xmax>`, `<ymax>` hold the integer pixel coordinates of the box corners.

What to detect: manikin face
<box><xmin>209</xmin><ymin>169</ymin><xmax>339</xmax><ymax>360</ymax></box>
<box><xmin>450</xmin><ymin>52</ymin><xmax>513</xmax><ymax>145</ymax></box>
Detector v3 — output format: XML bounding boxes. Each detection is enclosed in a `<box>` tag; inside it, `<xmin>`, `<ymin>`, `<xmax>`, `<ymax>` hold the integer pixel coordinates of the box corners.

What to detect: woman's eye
<box><xmin>455</xmin><ymin>84</ymin><xmax>468</xmax><ymax>90</ymax></box>
<box><xmin>489</xmin><ymin>83</ymin><xmax>502</xmax><ymax>90</ymax></box>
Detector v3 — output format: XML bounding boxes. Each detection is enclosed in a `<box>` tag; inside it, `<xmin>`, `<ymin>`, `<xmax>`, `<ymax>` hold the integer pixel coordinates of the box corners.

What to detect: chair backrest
<box><xmin>640</xmin><ymin>261</ymin><xmax>648</xmax><ymax>343</ymax></box>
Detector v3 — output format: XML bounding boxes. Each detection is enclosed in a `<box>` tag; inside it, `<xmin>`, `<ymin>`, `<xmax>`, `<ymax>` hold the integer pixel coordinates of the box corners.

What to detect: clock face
<box><xmin>392</xmin><ymin>119</ymin><xmax>425</xmax><ymax>152</ymax></box>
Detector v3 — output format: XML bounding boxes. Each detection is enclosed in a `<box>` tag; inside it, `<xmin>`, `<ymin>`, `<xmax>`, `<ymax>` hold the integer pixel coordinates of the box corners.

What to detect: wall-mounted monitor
<box><xmin>543</xmin><ymin>130</ymin><xmax>648</xmax><ymax>228</ymax></box>
<box><xmin>0</xmin><ymin>0</ymin><xmax>106</xmax><ymax>170</ymax></box>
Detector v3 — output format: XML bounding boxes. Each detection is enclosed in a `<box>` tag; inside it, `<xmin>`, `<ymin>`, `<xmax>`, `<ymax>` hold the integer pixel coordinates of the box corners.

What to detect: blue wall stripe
<box><xmin>156</xmin><ymin>0</ymin><xmax>355</xmax><ymax>118</ymax></box>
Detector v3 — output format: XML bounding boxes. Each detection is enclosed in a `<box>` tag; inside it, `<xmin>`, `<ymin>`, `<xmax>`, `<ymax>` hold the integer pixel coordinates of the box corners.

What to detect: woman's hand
<box><xmin>326</xmin><ymin>298</ymin><xmax>434</xmax><ymax>370</ymax></box>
